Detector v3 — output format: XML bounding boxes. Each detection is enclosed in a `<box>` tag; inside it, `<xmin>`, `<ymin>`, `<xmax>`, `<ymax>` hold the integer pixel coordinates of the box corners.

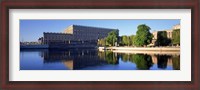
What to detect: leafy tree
<box><xmin>121</xmin><ymin>35</ymin><xmax>129</xmax><ymax>46</ymax></box>
<box><xmin>120</xmin><ymin>36</ymin><xmax>126</xmax><ymax>46</ymax></box>
<box><xmin>106</xmin><ymin>30</ymin><xmax>119</xmax><ymax>46</ymax></box>
<box><xmin>97</xmin><ymin>38</ymin><xmax>106</xmax><ymax>46</ymax></box>
<box><xmin>172</xmin><ymin>29</ymin><xmax>180</xmax><ymax>45</ymax></box>
<box><xmin>134</xmin><ymin>24</ymin><xmax>153</xmax><ymax>47</ymax></box>
<box><xmin>156</xmin><ymin>31</ymin><xmax>171</xmax><ymax>46</ymax></box>
<box><xmin>129</xmin><ymin>35</ymin><xmax>135</xmax><ymax>46</ymax></box>
<box><xmin>119</xmin><ymin>35</ymin><xmax>135</xmax><ymax>46</ymax></box>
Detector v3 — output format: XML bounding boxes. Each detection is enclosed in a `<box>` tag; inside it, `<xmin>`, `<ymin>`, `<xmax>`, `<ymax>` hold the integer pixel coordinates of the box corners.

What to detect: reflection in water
<box><xmin>172</xmin><ymin>56</ymin><xmax>180</xmax><ymax>70</ymax></box>
<box><xmin>132</xmin><ymin>54</ymin><xmax>153</xmax><ymax>70</ymax></box>
<box><xmin>41</xmin><ymin>49</ymin><xmax>108</xmax><ymax>70</ymax></box>
<box><xmin>118</xmin><ymin>54</ymin><xmax>153</xmax><ymax>70</ymax></box>
<box><xmin>20</xmin><ymin>49</ymin><xmax>180</xmax><ymax>70</ymax></box>
<box><xmin>157</xmin><ymin>55</ymin><xmax>169</xmax><ymax>69</ymax></box>
<box><xmin>115</xmin><ymin>53</ymin><xmax>180</xmax><ymax>70</ymax></box>
<box><xmin>102</xmin><ymin>52</ymin><xmax>119</xmax><ymax>65</ymax></box>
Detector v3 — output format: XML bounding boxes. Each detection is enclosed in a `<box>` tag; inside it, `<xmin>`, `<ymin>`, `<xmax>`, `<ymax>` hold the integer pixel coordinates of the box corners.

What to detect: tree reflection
<box><xmin>105</xmin><ymin>51</ymin><xmax>119</xmax><ymax>64</ymax></box>
<box><xmin>129</xmin><ymin>54</ymin><xmax>135</xmax><ymax>63</ymax></box>
<box><xmin>121</xmin><ymin>54</ymin><xmax>130</xmax><ymax>62</ymax></box>
<box><xmin>157</xmin><ymin>55</ymin><xmax>171</xmax><ymax>69</ymax></box>
<box><xmin>98</xmin><ymin>51</ymin><xmax>119</xmax><ymax>65</ymax></box>
<box><xmin>172</xmin><ymin>55</ymin><xmax>180</xmax><ymax>70</ymax></box>
<box><xmin>132</xmin><ymin>54</ymin><xmax>153</xmax><ymax>70</ymax></box>
<box><xmin>98</xmin><ymin>51</ymin><xmax>106</xmax><ymax>60</ymax></box>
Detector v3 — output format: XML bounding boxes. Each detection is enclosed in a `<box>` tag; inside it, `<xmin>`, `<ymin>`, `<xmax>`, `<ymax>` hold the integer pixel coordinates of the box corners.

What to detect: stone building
<box><xmin>172</xmin><ymin>24</ymin><xmax>181</xmax><ymax>30</ymax></box>
<box><xmin>39</xmin><ymin>25</ymin><xmax>119</xmax><ymax>46</ymax></box>
<box><xmin>150</xmin><ymin>24</ymin><xmax>180</xmax><ymax>46</ymax></box>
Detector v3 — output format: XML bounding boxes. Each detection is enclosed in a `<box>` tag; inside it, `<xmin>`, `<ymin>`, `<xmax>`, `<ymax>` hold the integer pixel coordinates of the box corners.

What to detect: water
<box><xmin>20</xmin><ymin>49</ymin><xmax>180</xmax><ymax>70</ymax></box>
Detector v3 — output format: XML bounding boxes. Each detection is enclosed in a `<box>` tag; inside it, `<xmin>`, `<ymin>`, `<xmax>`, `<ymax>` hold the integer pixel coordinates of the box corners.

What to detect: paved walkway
<box><xmin>98</xmin><ymin>47</ymin><xmax>180</xmax><ymax>55</ymax></box>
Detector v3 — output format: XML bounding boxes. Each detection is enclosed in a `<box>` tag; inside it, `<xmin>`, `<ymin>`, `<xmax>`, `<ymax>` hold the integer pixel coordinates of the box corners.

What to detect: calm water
<box><xmin>20</xmin><ymin>49</ymin><xmax>180</xmax><ymax>70</ymax></box>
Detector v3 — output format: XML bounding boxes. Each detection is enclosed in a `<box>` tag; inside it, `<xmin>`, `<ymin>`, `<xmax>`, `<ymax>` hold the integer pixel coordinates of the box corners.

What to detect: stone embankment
<box><xmin>98</xmin><ymin>47</ymin><xmax>180</xmax><ymax>55</ymax></box>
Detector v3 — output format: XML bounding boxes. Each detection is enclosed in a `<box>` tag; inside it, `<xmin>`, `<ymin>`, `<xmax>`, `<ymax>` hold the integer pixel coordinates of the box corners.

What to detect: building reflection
<box><xmin>41</xmin><ymin>49</ymin><xmax>115</xmax><ymax>70</ymax></box>
<box><xmin>40</xmin><ymin>49</ymin><xmax>180</xmax><ymax>70</ymax></box>
<box><xmin>63</xmin><ymin>60</ymin><xmax>73</xmax><ymax>70</ymax></box>
<box><xmin>151</xmin><ymin>55</ymin><xmax>180</xmax><ymax>70</ymax></box>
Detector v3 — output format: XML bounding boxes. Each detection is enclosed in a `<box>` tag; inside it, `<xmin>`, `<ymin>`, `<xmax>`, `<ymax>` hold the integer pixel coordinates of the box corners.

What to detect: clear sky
<box><xmin>20</xmin><ymin>19</ymin><xmax>180</xmax><ymax>42</ymax></box>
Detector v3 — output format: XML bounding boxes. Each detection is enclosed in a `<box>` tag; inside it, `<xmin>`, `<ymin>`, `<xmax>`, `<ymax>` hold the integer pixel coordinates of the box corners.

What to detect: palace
<box><xmin>150</xmin><ymin>24</ymin><xmax>180</xmax><ymax>46</ymax></box>
<box><xmin>38</xmin><ymin>25</ymin><xmax>118</xmax><ymax>47</ymax></box>
<box><xmin>37</xmin><ymin>24</ymin><xmax>180</xmax><ymax>48</ymax></box>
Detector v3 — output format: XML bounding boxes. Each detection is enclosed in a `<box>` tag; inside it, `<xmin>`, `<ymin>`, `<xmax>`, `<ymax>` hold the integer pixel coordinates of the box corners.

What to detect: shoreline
<box><xmin>98</xmin><ymin>46</ymin><xmax>180</xmax><ymax>51</ymax></box>
<box><xmin>111</xmin><ymin>50</ymin><xmax>180</xmax><ymax>55</ymax></box>
<box><xmin>98</xmin><ymin>47</ymin><xmax>180</xmax><ymax>55</ymax></box>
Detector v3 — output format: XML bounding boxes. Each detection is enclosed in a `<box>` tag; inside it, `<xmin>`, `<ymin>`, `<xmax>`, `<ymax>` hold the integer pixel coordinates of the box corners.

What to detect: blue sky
<box><xmin>20</xmin><ymin>19</ymin><xmax>180</xmax><ymax>42</ymax></box>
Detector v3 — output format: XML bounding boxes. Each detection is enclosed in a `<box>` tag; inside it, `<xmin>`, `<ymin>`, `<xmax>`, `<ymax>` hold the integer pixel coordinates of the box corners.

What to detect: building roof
<box><xmin>72</xmin><ymin>24</ymin><xmax>118</xmax><ymax>30</ymax></box>
<box><xmin>172</xmin><ymin>24</ymin><xmax>181</xmax><ymax>30</ymax></box>
<box><xmin>43</xmin><ymin>32</ymin><xmax>72</xmax><ymax>35</ymax></box>
<box><xmin>152</xmin><ymin>24</ymin><xmax>180</xmax><ymax>33</ymax></box>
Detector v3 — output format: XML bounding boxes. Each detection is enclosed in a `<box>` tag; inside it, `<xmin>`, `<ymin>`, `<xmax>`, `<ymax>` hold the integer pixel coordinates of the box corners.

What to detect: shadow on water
<box><xmin>20</xmin><ymin>49</ymin><xmax>180</xmax><ymax>70</ymax></box>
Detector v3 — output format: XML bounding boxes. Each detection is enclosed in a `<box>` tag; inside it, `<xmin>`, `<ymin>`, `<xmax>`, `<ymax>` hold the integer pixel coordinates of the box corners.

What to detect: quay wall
<box><xmin>98</xmin><ymin>47</ymin><xmax>180</xmax><ymax>51</ymax></box>
<box><xmin>98</xmin><ymin>47</ymin><xmax>180</xmax><ymax>55</ymax></box>
<box><xmin>20</xmin><ymin>45</ymin><xmax>49</xmax><ymax>49</ymax></box>
<box><xmin>20</xmin><ymin>44</ymin><xmax>97</xmax><ymax>49</ymax></box>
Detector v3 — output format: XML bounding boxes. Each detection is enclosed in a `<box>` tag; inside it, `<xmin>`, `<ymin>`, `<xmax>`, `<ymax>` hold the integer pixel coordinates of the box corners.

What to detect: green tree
<box><xmin>121</xmin><ymin>35</ymin><xmax>129</xmax><ymax>46</ymax></box>
<box><xmin>106</xmin><ymin>30</ymin><xmax>118</xmax><ymax>46</ymax></box>
<box><xmin>97</xmin><ymin>38</ymin><xmax>106</xmax><ymax>46</ymax></box>
<box><xmin>156</xmin><ymin>31</ymin><xmax>171</xmax><ymax>46</ymax></box>
<box><xmin>134</xmin><ymin>24</ymin><xmax>153</xmax><ymax>47</ymax></box>
<box><xmin>172</xmin><ymin>29</ymin><xmax>180</xmax><ymax>45</ymax></box>
<box><xmin>129</xmin><ymin>35</ymin><xmax>135</xmax><ymax>46</ymax></box>
<box><xmin>118</xmin><ymin>35</ymin><xmax>135</xmax><ymax>46</ymax></box>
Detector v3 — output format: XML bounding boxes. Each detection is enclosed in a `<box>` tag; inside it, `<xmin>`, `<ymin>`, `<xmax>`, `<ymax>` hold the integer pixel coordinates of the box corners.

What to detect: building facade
<box><xmin>39</xmin><ymin>25</ymin><xmax>119</xmax><ymax>46</ymax></box>
<box><xmin>150</xmin><ymin>24</ymin><xmax>180</xmax><ymax>46</ymax></box>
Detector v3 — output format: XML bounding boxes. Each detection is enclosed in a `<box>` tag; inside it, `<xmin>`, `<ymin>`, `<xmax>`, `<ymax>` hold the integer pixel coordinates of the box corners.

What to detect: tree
<box><xmin>119</xmin><ymin>35</ymin><xmax>135</xmax><ymax>46</ymax></box>
<box><xmin>172</xmin><ymin>29</ymin><xmax>180</xmax><ymax>45</ymax></box>
<box><xmin>134</xmin><ymin>24</ymin><xmax>153</xmax><ymax>47</ymax></box>
<box><xmin>156</xmin><ymin>31</ymin><xmax>171</xmax><ymax>46</ymax></box>
<box><xmin>106</xmin><ymin>30</ymin><xmax>118</xmax><ymax>46</ymax></box>
<box><xmin>97</xmin><ymin>38</ymin><xmax>106</xmax><ymax>46</ymax></box>
<box><xmin>121</xmin><ymin>35</ymin><xmax>129</xmax><ymax>46</ymax></box>
<box><xmin>129</xmin><ymin>35</ymin><xmax>135</xmax><ymax>46</ymax></box>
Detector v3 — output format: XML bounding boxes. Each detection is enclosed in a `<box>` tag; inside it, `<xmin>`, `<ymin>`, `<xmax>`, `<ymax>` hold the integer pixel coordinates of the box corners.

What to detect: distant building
<box><xmin>150</xmin><ymin>24</ymin><xmax>180</xmax><ymax>46</ymax></box>
<box><xmin>172</xmin><ymin>24</ymin><xmax>181</xmax><ymax>30</ymax></box>
<box><xmin>39</xmin><ymin>25</ymin><xmax>119</xmax><ymax>46</ymax></box>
